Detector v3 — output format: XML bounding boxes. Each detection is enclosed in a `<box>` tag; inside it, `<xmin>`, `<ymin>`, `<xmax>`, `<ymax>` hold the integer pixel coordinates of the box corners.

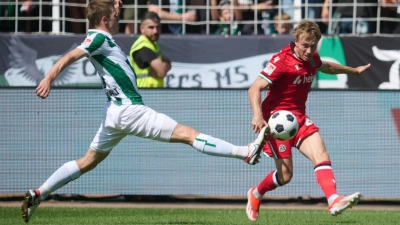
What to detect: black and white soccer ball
<box><xmin>268</xmin><ymin>110</ymin><xmax>299</xmax><ymax>141</ymax></box>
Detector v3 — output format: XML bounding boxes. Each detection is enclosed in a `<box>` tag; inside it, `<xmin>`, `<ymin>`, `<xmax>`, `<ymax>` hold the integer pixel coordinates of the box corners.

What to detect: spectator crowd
<box><xmin>1</xmin><ymin>0</ymin><xmax>399</xmax><ymax>35</ymax></box>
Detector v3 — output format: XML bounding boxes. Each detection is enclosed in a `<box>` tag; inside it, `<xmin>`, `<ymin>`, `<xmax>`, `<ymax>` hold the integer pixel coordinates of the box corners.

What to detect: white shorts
<box><xmin>90</xmin><ymin>101</ymin><xmax>178</xmax><ymax>153</ymax></box>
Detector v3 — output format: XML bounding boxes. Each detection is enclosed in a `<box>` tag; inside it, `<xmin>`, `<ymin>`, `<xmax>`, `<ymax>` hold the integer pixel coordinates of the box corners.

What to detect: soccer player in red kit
<box><xmin>245</xmin><ymin>20</ymin><xmax>371</xmax><ymax>222</ymax></box>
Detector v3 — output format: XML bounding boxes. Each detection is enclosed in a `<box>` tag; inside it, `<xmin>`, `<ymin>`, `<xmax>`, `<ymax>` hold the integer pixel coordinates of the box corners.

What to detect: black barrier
<box><xmin>0</xmin><ymin>34</ymin><xmax>399</xmax><ymax>89</ymax></box>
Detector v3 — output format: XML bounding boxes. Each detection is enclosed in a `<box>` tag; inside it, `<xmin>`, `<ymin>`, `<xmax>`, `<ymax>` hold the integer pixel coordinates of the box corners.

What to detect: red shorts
<box><xmin>263</xmin><ymin>114</ymin><xmax>319</xmax><ymax>159</ymax></box>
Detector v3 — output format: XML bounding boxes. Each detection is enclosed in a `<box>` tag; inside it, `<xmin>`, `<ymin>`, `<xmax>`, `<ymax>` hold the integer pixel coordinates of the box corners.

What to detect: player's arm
<box><xmin>35</xmin><ymin>48</ymin><xmax>87</xmax><ymax>99</ymax></box>
<box><xmin>248</xmin><ymin>76</ymin><xmax>271</xmax><ymax>133</ymax></box>
<box><xmin>318</xmin><ymin>61</ymin><xmax>371</xmax><ymax>76</ymax></box>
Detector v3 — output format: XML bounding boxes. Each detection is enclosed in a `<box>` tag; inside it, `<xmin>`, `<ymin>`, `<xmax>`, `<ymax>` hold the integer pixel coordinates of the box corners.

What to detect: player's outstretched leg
<box><xmin>246</xmin><ymin>186</ymin><xmax>262</xmax><ymax>222</ymax></box>
<box><xmin>20</xmin><ymin>189</ymin><xmax>40</xmax><ymax>223</ymax></box>
<box><xmin>244</xmin><ymin>126</ymin><xmax>269</xmax><ymax>165</ymax></box>
<box><xmin>328</xmin><ymin>192</ymin><xmax>361</xmax><ymax>216</ymax></box>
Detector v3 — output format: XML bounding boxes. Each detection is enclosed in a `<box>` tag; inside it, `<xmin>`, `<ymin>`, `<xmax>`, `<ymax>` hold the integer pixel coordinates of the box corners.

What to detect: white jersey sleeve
<box><xmin>77</xmin><ymin>32</ymin><xmax>106</xmax><ymax>56</ymax></box>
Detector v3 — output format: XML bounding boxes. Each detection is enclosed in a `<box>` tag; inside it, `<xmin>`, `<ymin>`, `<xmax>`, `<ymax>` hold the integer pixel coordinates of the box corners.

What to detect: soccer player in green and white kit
<box><xmin>20</xmin><ymin>0</ymin><xmax>268</xmax><ymax>223</ymax></box>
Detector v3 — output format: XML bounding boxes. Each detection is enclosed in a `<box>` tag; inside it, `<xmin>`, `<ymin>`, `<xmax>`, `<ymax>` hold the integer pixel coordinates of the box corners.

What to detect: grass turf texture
<box><xmin>1</xmin><ymin>206</ymin><xmax>400</xmax><ymax>225</ymax></box>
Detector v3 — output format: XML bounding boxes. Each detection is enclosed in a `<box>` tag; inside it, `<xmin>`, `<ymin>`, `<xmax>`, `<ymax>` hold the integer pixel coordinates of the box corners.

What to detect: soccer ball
<box><xmin>268</xmin><ymin>110</ymin><xmax>299</xmax><ymax>141</ymax></box>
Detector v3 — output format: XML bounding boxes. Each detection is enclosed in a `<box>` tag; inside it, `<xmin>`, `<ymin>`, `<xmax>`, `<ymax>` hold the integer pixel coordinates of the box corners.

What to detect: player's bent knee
<box><xmin>281</xmin><ymin>176</ymin><xmax>292</xmax><ymax>185</ymax></box>
<box><xmin>170</xmin><ymin>124</ymin><xmax>199</xmax><ymax>144</ymax></box>
<box><xmin>76</xmin><ymin>160</ymin><xmax>98</xmax><ymax>174</ymax></box>
<box><xmin>77</xmin><ymin>148</ymin><xmax>109</xmax><ymax>174</ymax></box>
<box><xmin>278</xmin><ymin>173</ymin><xmax>293</xmax><ymax>185</ymax></box>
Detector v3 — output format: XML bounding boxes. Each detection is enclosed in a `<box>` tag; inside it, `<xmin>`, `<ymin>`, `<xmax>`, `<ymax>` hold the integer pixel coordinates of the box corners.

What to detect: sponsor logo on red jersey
<box><xmin>263</xmin><ymin>62</ymin><xmax>276</xmax><ymax>75</ymax></box>
<box><xmin>304</xmin><ymin>74</ymin><xmax>315</xmax><ymax>83</ymax></box>
<box><xmin>293</xmin><ymin>74</ymin><xmax>316</xmax><ymax>84</ymax></box>
<box><xmin>293</xmin><ymin>76</ymin><xmax>302</xmax><ymax>84</ymax></box>
<box><xmin>305</xmin><ymin>118</ymin><xmax>313</xmax><ymax>126</ymax></box>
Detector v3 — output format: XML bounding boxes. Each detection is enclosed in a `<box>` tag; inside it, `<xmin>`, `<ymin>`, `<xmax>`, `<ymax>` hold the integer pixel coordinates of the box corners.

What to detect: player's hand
<box><xmin>251</xmin><ymin>114</ymin><xmax>268</xmax><ymax>133</ymax></box>
<box><xmin>353</xmin><ymin>63</ymin><xmax>371</xmax><ymax>76</ymax></box>
<box><xmin>35</xmin><ymin>78</ymin><xmax>52</xmax><ymax>99</ymax></box>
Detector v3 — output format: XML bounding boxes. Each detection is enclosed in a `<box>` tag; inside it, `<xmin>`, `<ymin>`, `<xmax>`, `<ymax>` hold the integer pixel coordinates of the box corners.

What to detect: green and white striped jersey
<box><xmin>78</xmin><ymin>29</ymin><xmax>144</xmax><ymax>105</ymax></box>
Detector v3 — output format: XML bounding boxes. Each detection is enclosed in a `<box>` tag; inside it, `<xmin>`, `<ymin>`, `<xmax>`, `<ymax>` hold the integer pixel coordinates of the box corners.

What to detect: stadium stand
<box><xmin>0</xmin><ymin>0</ymin><xmax>399</xmax><ymax>35</ymax></box>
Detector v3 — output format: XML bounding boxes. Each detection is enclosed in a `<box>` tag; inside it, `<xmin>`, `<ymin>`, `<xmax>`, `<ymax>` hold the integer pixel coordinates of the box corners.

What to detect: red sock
<box><xmin>314</xmin><ymin>161</ymin><xmax>337</xmax><ymax>200</ymax></box>
<box><xmin>257</xmin><ymin>171</ymin><xmax>280</xmax><ymax>195</ymax></box>
<box><xmin>34</xmin><ymin>189</ymin><xmax>41</xmax><ymax>204</ymax></box>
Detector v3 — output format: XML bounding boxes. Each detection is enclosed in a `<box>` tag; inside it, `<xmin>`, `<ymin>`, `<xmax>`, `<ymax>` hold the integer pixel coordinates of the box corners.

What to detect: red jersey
<box><xmin>260</xmin><ymin>42</ymin><xmax>322</xmax><ymax>116</ymax></box>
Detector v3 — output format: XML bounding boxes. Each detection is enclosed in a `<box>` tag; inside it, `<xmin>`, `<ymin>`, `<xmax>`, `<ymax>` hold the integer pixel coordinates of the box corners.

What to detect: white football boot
<box><xmin>244</xmin><ymin>126</ymin><xmax>269</xmax><ymax>165</ymax></box>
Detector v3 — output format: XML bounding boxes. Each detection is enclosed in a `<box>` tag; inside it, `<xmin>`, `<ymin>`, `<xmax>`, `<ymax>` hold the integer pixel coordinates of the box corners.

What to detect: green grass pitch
<box><xmin>1</xmin><ymin>206</ymin><xmax>400</xmax><ymax>225</ymax></box>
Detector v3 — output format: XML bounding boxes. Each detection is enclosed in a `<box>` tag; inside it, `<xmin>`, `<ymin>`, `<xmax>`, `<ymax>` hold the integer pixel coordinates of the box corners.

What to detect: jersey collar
<box><xmin>88</xmin><ymin>29</ymin><xmax>113</xmax><ymax>39</ymax></box>
<box><xmin>290</xmin><ymin>41</ymin><xmax>302</xmax><ymax>61</ymax></box>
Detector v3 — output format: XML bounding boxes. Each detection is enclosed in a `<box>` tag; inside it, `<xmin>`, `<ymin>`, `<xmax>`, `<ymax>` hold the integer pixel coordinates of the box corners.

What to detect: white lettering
<box><xmin>5</xmin><ymin>52</ymin><xmax>277</xmax><ymax>88</ymax></box>
<box><xmin>372</xmin><ymin>46</ymin><xmax>400</xmax><ymax>89</ymax></box>
<box><xmin>305</xmin><ymin>118</ymin><xmax>313</xmax><ymax>126</ymax></box>
<box><xmin>303</xmin><ymin>74</ymin><xmax>315</xmax><ymax>83</ymax></box>
<box><xmin>293</xmin><ymin>76</ymin><xmax>301</xmax><ymax>84</ymax></box>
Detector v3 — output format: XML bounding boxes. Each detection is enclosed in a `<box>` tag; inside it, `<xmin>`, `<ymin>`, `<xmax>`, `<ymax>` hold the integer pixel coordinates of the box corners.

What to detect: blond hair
<box><xmin>273</xmin><ymin>12</ymin><xmax>291</xmax><ymax>22</ymax></box>
<box><xmin>86</xmin><ymin>0</ymin><xmax>115</xmax><ymax>28</ymax></box>
<box><xmin>292</xmin><ymin>20</ymin><xmax>321</xmax><ymax>42</ymax></box>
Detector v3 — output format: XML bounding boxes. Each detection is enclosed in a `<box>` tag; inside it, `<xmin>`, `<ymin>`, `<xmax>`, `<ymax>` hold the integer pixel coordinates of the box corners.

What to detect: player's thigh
<box><xmin>90</xmin><ymin>128</ymin><xmax>126</xmax><ymax>153</ymax></box>
<box><xmin>298</xmin><ymin>131</ymin><xmax>330</xmax><ymax>165</ymax></box>
<box><xmin>263</xmin><ymin>137</ymin><xmax>293</xmax><ymax>159</ymax></box>
<box><xmin>90</xmin><ymin>102</ymin><xmax>127</xmax><ymax>153</ymax></box>
<box><xmin>121</xmin><ymin>105</ymin><xmax>178</xmax><ymax>142</ymax></box>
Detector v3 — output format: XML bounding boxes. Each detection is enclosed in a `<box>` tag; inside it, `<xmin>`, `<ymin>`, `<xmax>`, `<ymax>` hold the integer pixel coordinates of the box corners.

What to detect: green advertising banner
<box><xmin>316</xmin><ymin>37</ymin><xmax>347</xmax><ymax>88</ymax></box>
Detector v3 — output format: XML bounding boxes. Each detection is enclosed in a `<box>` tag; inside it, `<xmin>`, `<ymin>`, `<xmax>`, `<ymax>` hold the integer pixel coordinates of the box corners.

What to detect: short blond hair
<box><xmin>273</xmin><ymin>12</ymin><xmax>291</xmax><ymax>22</ymax></box>
<box><xmin>86</xmin><ymin>0</ymin><xmax>115</xmax><ymax>28</ymax></box>
<box><xmin>292</xmin><ymin>20</ymin><xmax>321</xmax><ymax>42</ymax></box>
